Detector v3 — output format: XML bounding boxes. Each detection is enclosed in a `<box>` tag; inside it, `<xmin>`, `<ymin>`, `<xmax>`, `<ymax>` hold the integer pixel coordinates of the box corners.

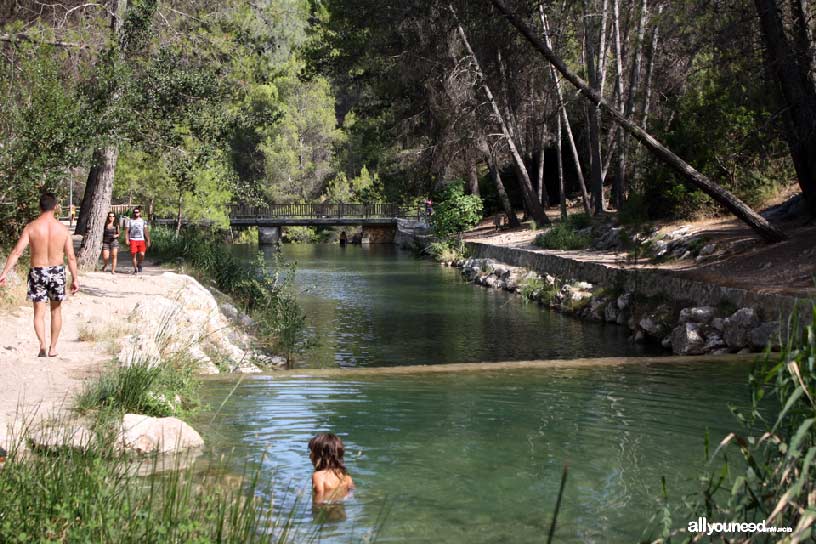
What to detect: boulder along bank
<box><xmin>446</xmin><ymin>242</ymin><xmax>810</xmax><ymax>356</ymax></box>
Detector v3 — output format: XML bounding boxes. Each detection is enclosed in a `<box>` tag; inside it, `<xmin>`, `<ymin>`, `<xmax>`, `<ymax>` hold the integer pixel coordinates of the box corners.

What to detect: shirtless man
<box><xmin>0</xmin><ymin>192</ymin><xmax>80</xmax><ymax>357</ymax></box>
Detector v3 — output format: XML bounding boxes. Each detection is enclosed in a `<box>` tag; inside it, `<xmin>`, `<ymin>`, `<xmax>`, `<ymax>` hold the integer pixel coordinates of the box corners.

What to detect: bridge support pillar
<box><xmin>258</xmin><ymin>226</ymin><xmax>281</xmax><ymax>245</ymax></box>
<box><xmin>361</xmin><ymin>225</ymin><xmax>396</xmax><ymax>244</ymax></box>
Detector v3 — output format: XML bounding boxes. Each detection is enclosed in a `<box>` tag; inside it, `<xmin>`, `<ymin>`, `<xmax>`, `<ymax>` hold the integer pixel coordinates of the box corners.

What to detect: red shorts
<box><xmin>129</xmin><ymin>240</ymin><xmax>147</xmax><ymax>254</ymax></box>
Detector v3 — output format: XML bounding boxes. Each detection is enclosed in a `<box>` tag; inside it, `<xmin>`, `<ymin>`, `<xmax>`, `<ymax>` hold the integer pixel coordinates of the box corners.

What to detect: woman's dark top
<box><xmin>102</xmin><ymin>224</ymin><xmax>119</xmax><ymax>244</ymax></box>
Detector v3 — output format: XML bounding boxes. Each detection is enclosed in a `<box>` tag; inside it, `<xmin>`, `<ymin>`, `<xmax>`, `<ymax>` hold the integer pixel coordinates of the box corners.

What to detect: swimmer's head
<box><xmin>308</xmin><ymin>432</ymin><xmax>348</xmax><ymax>475</ymax></box>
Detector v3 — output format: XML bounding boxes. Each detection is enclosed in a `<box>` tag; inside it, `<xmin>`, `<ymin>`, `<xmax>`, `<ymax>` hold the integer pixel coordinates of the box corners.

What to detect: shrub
<box><xmin>566</xmin><ymin>213</ymin><xmax>592</xmax><ymax>230</ymax></box>
<box><xmin>426</xmin><ymin>240</ymin><xmax>465</xmax><ymax>263</ymax></box>
<box><xmin>534</xmin><ymin>224</ymin><xmax>592</xmax><ymax>250</ymax></box>
<box><xmin>431</xmin><ymin>183</ymin><xmax>483</xmax><ymax>238</ymax></box>
<box><xmin>282</xmin><ymin>226</ymin><xmax>317</xmax><ymax>244</ymax></box>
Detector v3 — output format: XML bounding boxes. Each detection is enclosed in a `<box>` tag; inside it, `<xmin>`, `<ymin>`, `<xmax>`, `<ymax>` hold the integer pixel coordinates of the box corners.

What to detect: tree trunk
<box><xmin>583</xmin><ymin>0</ymin><xmax>610</xmax><ymax>215</ymax></box>
<box><xmin>478</xmin><ymin>138</ymin><xmax>521</xmax><ymax>227</ymax></box>
<box><xmin>466</xmin><ymin>155</ymin><xmax>481</xmax><ymax>197</ymax></box>
<box><xmin>536</xmin><ymin>141</ymin><xmax>549</xmax><ymax>206</ymax></box>
<box><xmin>77</xmin><ymin>0</ymin><xmax>129</xmax><ymax>249</ymax></box>
<box><xmin>74</xmin><ymin>157</ymin><xmax>103</xmax><ymax>235</ymax></box>
<box><xmin>557</xmin><ymin>113</ymin><xmax>567</xmax><ymax>221</ymax></box>
<box><xmin>452</xmin><ymin>7</ymin><xmax>551</xmax><ymax>226</ymax></box>
<box><xmin>611</xmin><ymin>0</ymin><xmax>626</xmax><ymax>209</ymax></box>
<box><xmin>640</xmin><ymin>4</ymin><xmax>663</xmax><ymax>129</ymax></box>
<box><xmin>175</xmin><ymin>193</ymin><xmax>183</xmax><ymax>236</ymax></box>
<box><xmin>619</xmin><ymin>0</ymin><xmax>648</xmax><ymax>191</ymax></box>
<box><xmin>539</xmin><ymin>7</ymin><xmax>592</xmax><ymax>215</ymax></box>
<box><xmin>491</xmin><ymin>0</ymin><xmax>786</xmax><ymax>242</ymax></box>
<box><xmin>76</xmin><ymin>146</ymin><xmax>119</xmax><ymax>270</ymax></box>
<box><xmin>755</xmin><ymin>0</ymin><xmax>816</xmax><ymax>215</ymax></box>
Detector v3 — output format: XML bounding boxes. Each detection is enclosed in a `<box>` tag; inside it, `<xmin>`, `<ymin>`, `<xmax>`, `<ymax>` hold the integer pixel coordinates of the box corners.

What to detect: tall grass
<box><xmin>657</xmin><ymin>305</ymin><xmax>816</xmax><ymax>542</ymax></box>
<box><xmin>0</xmin><ymin>412</ymin><xmax>306</xmax><ymax>543</ymax></box>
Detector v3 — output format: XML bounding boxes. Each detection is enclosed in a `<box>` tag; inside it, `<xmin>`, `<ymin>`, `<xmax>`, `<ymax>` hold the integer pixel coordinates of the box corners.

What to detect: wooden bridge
<box><xmin>228</xmin><ymin>203</ymin><xmax>423</xmax><ymax>227</ymax></box>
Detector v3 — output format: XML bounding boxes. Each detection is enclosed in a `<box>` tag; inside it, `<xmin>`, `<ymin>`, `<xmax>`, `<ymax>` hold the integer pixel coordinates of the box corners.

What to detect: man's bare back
<box><xmin>26</xmin><ymin>214</ymin><xmax>71</xmax><ymax>267</ymax></box>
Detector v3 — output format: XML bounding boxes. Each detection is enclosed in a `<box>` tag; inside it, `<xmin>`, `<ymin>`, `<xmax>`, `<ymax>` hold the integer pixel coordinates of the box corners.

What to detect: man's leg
<box><xmin>131</xmin><ymin>246</ymin><xmax>138</xmax><ymax>272</ymax></box>
<box><xmin>137</xmin><ymin>251</ymin><xmax>145</xmax><ymax>271</ymax></box>
<box><xmin>33</xmin><ymin>301</ymin><xmax>47</xmax><ymax>354</ymax></box>
<box><xmin>49</xmin><ymin>301</ymin><xmax>62</xmax><ymax>356</ymax></box>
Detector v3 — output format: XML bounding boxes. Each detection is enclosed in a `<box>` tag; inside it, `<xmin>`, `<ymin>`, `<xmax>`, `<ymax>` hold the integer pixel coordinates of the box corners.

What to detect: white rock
<box><xmin>617</xmin><ymin>293</ymin><xmax>632</xmax><ymax>311</ymax></box>
<box><xmin>678</xmin><ymin>306</ymin><xmax>716</xmax><ymax>324</ymax></box>
<box><xmin>29</xmin><ymin>424</ymin><xmax>95</xmax><ymax>452</ymax></box>
<box><xmin>117</xmin><ymin>414</ymin><xmax>203</xmax><ymax>455</ymax></box>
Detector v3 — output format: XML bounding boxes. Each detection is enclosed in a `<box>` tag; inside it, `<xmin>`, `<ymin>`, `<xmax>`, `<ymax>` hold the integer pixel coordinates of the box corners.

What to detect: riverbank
<box><xmin>441</xmin><ymin>206</ymin><xmax>816</xmax><ymax>357</ymax></box>
<box><xmin>0</xmin><ymin>255</ymin><xmax>278</xmax><ymax>451</ymax></box>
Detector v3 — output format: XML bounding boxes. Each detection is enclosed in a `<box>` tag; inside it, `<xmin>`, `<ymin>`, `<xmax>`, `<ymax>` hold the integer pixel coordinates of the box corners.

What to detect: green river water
<box><xmin>197</xmin><ymin>244</ymin><xmax>753</xmax><ymax>543</ymax></box>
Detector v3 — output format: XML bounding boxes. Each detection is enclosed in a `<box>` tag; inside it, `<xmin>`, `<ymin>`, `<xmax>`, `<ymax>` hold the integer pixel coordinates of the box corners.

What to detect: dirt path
<box><xmin>466</xmin><ymin>205</ymin><xmax>816</xmax><ymax>299</ymax></box>
<box><xmin>0</xmin><ymin>263</ymin><xmax>194</xmax><ymax>449</ymax></box>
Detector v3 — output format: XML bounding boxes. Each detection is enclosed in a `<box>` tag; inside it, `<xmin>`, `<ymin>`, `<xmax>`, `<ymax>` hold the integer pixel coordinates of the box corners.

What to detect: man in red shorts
<box><xmin>125</xmin><ymin>207</ymin><xmax>150</xmax><ymax>274</ymax></box>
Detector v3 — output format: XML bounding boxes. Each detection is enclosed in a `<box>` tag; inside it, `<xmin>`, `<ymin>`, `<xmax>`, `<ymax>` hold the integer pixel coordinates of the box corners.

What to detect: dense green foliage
<box><xmin>431</xmin><ymin>184</ymin><xmax>484</xmax><ymax>239</ymax></box>
<box><xmin>534</xmin><ymin>220</ymin><xmax>593</xmax><ymax>251</ymax></box>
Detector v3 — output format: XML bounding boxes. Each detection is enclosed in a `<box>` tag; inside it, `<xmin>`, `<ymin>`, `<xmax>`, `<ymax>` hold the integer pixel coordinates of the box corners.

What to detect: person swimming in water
<box><xmin>309</xmin><ymin>432</ymin><xmax>355</xmax><ymax>504</ymax></box>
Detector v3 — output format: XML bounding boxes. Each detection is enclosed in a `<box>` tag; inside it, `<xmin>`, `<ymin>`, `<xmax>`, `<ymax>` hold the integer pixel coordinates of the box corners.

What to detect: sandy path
<box><xmin>0</xmin><ymin>264</ymin><xmax>191</xmax><ymax>449</ymax></box>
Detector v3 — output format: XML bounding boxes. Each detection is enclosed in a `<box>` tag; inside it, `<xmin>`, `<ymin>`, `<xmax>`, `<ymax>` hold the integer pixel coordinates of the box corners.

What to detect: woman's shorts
<box><xmin>102</xmin><ymin>241</ymin><xmax>119</xmax><ymax>251</ymax></box>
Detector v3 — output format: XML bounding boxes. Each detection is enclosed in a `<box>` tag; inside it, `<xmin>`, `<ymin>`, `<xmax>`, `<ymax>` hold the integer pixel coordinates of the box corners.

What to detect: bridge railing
<box><xmin>230</xmin><ymin>203</ymin><xmax>422</xmax><ymax>220</ymax></box>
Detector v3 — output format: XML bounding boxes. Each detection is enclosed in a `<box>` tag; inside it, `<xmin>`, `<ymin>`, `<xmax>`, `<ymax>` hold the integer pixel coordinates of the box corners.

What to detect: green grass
<box><xmin>0</xmin><ymin>414</ymin><xmax>305</xmax><ymax>543</ymax></box>
<box><xmin>534</xmin><ymin>223</ymin><xmax>592</xmax><ymax>251</ymax></box>
<box><xmin>74</xmin><ymin>359</ymin><xmax>200</xmax><ymax>419</ymax></box>
<box><xmin>519</xmin><ymin>276</ymin><xmax>560</xmax><ymax>304</ymax></box>
<box><xmin>426</xmin><ymin>241</ymin><xmax>464</xmax><ymax>263</ymax></box>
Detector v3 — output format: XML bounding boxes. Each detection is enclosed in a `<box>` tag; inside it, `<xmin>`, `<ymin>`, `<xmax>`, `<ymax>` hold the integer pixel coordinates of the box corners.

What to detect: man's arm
<box><xmin>125</xmin><ymin>224</ymin><xmax>130</xmax><ymax>244</ymax></box>
<box><xmin>63</xmin><ymin>232</ymin><xmax>79</xmax><ymax>294</ymax></box>
<box><xmin>144</xmin><ymin>223</ymin><xmax>150</xmax><ymax>248</ymax></box>
<box><xmin>0</xmin><ymin>227</ymin><xmax>30</xmax><ymax>287</ymax></box>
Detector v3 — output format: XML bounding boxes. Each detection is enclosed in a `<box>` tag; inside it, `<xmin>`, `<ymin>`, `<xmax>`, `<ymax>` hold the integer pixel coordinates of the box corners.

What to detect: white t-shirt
<box><xmin>127</xmin><ymin>217</ymin><xmax>148</xmax><ymax>240</ymax></box>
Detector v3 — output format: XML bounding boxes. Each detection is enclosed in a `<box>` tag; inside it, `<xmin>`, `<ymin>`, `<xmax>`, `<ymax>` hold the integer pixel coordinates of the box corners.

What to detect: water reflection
<box><xmin>235</xmin><ymin>244</ymin><xmax>663</xmax><ymax>368</ymax></box>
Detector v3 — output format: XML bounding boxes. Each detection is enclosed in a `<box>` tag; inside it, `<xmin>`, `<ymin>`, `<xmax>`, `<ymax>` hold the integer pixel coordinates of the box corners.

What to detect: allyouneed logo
<box><xmin>688</xmin><ymin>517</ymin><xmax>793</xmax><ymax>536</ymax></box>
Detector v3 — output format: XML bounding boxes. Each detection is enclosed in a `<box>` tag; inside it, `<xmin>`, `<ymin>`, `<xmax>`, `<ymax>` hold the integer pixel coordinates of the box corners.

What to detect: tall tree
<box><xmin>489</xmin><ymin>0</ymin><xmax>786</xmax><ymax>242</ymax></box>
<box><xmin>754</xmin><ymin>0</ymin><xmax>816</xmax><ymax>215</ymax></box>
<box><xmin>451</xmin><ymin>5</ymin><xmax>550</xmax><ymax>226</ymax></box>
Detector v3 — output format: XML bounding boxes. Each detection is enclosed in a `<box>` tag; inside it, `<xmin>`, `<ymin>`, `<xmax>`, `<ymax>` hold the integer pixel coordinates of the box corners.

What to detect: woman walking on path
<box><xmin>100</xmin><ymin>212</ymin><xmax>119</xmax><ymax>273</ymax></box>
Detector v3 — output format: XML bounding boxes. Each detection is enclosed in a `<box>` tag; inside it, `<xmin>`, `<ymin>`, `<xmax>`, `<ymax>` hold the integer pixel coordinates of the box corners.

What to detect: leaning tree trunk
<box><xmin>491</xmin><ymin>0</ymin><xmax>786</xmax><ymax>242</ymax></box>
<box><xmin>539</xmin><ymin>7</ymin><xmax>592</xmax><ymax>215</ymax></box>
<box><xmin>74</xmin><ymin>156</ymin><xmax>103</xmax><ymax>235</ymax></box>
<box><xmin>452</xmin><ymin>7</ymin><xmax>551</xmax><ymax>226</ymax></box>
<box><xmin>536</xmin><ymin>137</ymin><xmax>550</xmax><ymax>206</ymax></box>
<box><xmin>76</xmin><ymin>146</ymin><xmax>119</xmax><ymax>270</ymax></box>
<box><xmin>755</xmin><ymin>0</ymin><xmax>816</xmax><ymax>215</ymax></box>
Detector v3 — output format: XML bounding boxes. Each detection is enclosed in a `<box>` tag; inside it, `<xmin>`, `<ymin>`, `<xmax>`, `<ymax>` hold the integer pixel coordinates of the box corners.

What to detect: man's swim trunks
<box><xmin>27</xmin><ymin>266</ymin><xmax>66</xmax><ymax>302</ymax></box>
<box><xmin>129</xmin><ymin>240</ymin><xmax>147</xmax><ymax>254</ymax></box>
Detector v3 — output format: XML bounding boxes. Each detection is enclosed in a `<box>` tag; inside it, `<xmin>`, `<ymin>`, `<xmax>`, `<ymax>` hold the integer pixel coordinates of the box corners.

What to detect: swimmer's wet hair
<box><xmin>308</xmin><ymin>432</ymin><xmax>348</xmax><ymax>475</ymax></box>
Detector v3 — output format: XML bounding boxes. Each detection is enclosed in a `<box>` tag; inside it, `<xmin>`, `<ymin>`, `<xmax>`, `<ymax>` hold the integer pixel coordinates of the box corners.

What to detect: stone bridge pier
<box><xmin>361</xmin><ymin>225</ymin><xmax>396</xmax><ymax>244</ymax></box>
<box><xmin>258</xmin><ymin>227</ymin><xmax>281</xmax><ymax>245</ymax></box>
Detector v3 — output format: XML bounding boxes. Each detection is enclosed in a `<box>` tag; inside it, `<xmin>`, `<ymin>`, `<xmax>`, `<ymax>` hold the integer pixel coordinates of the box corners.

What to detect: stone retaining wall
<box><xmin>465</xmin><ymin>242</ymin><xmax>805</xmax><ymax>320</ymax></box>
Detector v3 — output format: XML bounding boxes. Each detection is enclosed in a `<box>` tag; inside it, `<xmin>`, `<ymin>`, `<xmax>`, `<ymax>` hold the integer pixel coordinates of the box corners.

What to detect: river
<box><xmin>198</xmin><ymin>243</ymin><xmax>752</xmax><ymax>543</ymax></box>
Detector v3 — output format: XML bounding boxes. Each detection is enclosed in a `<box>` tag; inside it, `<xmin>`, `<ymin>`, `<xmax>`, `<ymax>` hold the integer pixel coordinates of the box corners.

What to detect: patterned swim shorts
<box><xmin>27</xmin><ymin>266</ymin><xmax>66</xmax><ymax>303</ymax></box>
